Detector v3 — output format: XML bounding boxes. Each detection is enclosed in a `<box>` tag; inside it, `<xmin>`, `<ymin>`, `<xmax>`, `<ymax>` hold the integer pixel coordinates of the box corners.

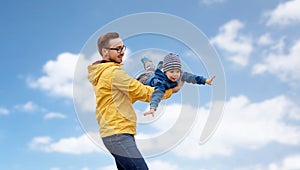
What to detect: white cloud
<box><xmin>278</xmin><ymin>154</ymin><xmax>300</xmax><ymax>170</ymax></box>
<box><xmin>184</xmin><ymin>50</ymin><xmax>197</xmax><ymax>59</ymax></box>
<box><xmin>133</xmin><ymin>95</ymin><xmax>300</xmax><ymax>159</ymax></box>
<box><xmin>50</xmin><ymin>166</ymin><xmax>89</xmax><ymax>170</ymax></box>
<box><xmin>235</xmin><ymin>154</ymin><xmax>300</xmax><ymax>170</ymax></box>
<box><xmin>28</xmin><ymin>94</ymin><xmax>300</xmax><ymax>164</ymax></box>
<box><xmin>257</xmin><ymin>33</ymin><xmax>274</xmax><ymax>46</ymax></box>
<box><xmin>43</xmin><ymin>112</ymin><xmax>66</xmax><ymax>119</ymax></box>
<box><xmin>161</xmin><ymin>95</ymin><xmax>300</xmax><ymax>159</ymax></box>
<box><xmin>49</xmin><ymin>166</ymin><xmax>90</xmax><ymax>170</ymax></box>
<box><xmin>200</xmin><ymin>0</ymin><xmax>225</xmax><ymax>5</ymax></box>
<box><xmin>146</xmin><ymin>103</ymin><xmax>182</xmax><ymax>132</ymax></box>
<box><xmin>98</xmin><ymin>160</ymin><xmax>180</xmax><ymax>170</ymax></box>
<box><xmin>148</xmin><ymin>160</ymin><xmax>180</xmax><ymax>170</ymax></box>
<box><xmin>49</xmin><ymin>168</ymin><xmax>60</xmax><ymax>170</ymax></box>
<box><xmin>0</xmin><ymin>107</ymin><xmax>9</xmax><ymax>115</ymax></box>
<box><xmin>14</xmin><ymin>101</ymin><xmax>41</xmax><ymax>113</ymax></box>
<box><xmin>135</xmin><ymin>103</ymin><xmax>205</xmax><ymax>157</ymax></box>
<box><xmin>252</xmin><ymin>38</ymin><xmax>300</xmax><ymax>84</ymax></box>
<box><xmin>26</xmin><ymin>51</ymin><xmax>98</xmax><ymax>114</ymax></box>
<box><xmin>98</xmin><ymin>165</ymin><xmax>117</xmax><ymax>170</ymax></box>
<box><xmin>265</xmin><ymin>0</ymin><xmax>300</xmax><ymax>26</ymax></box>
<box><xmin>211</xmin><ymin>19</ymin><xmax>253</xmax><ymax>66</ymax></box>
<box><xmin>28</xmin><ymin>52</ymin><xmax>78</xmax><ymax>99</ymax></box>
<box><xmin>73</xmin><ymin>52</ymin><xmax>99</xmax><ymax>113</ymax></box>
<box><xmin>81</xmin><ymin>167</ymin><xmax>90</xmax><ymax>170</ymax></box>
<box><xmin>29</xmin><ymin>136</ymin><xmax>52</xmax><ymax>147</ymax></box>
<box><xmin>28</xmin><ymin>133</ymin><xmax>103</xmax><ymax>155</ymax></box>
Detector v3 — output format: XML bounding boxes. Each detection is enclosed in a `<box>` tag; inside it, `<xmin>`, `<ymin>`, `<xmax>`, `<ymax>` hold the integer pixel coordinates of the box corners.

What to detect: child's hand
<box><xmin>205</xmin><ymin>75</ymin><xmax>216</xmax><ymax>85</ymax></box>
<box><xmin>144</xmin><ymin>108</ymin><xmax>156</xmax><ymax>117</ymax></box>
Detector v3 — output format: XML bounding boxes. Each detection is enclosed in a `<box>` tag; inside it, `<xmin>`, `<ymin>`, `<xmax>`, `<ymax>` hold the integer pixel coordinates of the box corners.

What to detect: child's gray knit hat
<box><xmin>163</xmin><ymin>53</ymin><xmax>182</xmax><ymax>72</ymax></box>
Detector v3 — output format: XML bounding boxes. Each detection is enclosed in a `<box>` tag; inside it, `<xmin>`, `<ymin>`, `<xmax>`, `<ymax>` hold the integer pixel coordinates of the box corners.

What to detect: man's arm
<box><xmin>172</xmin><ymin>80</ymin><xmax>185</xmax><ymax>93</ymax></box>
<box><xmin>112</xmin><ymin>68</ymin><xmax>172</xmax><ymax>103</ymax></box>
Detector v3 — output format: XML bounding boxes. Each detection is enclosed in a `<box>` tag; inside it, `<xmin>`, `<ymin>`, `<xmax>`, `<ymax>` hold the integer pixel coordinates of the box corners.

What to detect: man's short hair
<box><xmin>97</xmin><ymin>32</ymin><xmax>119</xmax><ymax>56</ymax></box>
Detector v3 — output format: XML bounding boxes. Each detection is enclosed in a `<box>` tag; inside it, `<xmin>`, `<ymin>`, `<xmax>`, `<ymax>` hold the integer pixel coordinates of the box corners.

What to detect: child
<box><xmin>137</xmin><ymin>53</ymin><xmax>215</xmax><ymax>116</ymax></box>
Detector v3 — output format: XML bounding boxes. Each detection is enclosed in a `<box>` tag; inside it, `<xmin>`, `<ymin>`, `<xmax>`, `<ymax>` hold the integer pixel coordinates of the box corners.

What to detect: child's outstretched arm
<box><xmin>143</xmin><ymin>87</ymin><xmax>165</xmax><ymax>117</ymax></box>
<box><xmin>205</xmin><ymin>75</ymin><xmax>216</xmax><ymax>85</ymax></box>
<box><xmin>144</xmin><ymin>80</ymin><xmax>185</xmax><ymax>116</ymax></box>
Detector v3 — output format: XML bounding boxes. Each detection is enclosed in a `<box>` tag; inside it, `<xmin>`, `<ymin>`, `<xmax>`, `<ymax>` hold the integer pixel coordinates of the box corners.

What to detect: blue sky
<box><xmin>1</xmin><ymin>0</ymin><xmax>300</xmax><ymax>170</ymax></box>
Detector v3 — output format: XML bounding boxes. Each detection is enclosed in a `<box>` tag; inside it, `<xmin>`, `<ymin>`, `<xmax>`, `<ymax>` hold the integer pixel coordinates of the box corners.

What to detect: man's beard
<box><xmin>108</xmin><ymin>54</ymin><xmax>123</xmax><ymax>64</ymax></box>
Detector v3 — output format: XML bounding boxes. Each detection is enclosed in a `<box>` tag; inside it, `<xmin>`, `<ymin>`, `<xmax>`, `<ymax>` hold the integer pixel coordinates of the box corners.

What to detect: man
<box><xmin>87</xmin><ymin>32</ymin><xmax>174</xmax><ymax>170</ymax></box>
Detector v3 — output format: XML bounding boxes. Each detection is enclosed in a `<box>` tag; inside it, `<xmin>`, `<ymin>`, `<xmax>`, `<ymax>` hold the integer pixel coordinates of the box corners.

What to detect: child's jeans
<box><xmin>136</xmin><ymin>60</ymin><xmax>155</xmax><ymax>85</ymax></box>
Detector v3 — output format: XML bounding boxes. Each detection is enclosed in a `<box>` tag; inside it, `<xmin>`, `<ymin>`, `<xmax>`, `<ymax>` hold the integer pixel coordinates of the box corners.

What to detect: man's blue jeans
<box><xmin>102</xmin><ymin>134</ymin><xmax>149</xmax><ymax>170</ymax></box>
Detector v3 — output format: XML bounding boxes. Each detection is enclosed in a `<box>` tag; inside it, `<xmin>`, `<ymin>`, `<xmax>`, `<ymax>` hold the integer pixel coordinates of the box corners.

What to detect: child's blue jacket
<box><xmin>146</xmin><ymin>69</ymin><xmax>207</xmax><ymax>109</ymax></box>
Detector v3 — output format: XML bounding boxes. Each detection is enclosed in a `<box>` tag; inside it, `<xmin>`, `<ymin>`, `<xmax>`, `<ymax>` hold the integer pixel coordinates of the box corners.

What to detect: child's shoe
<box><xmin>141</xmin><ymin>57</ymin><xmax>150</xmax><ymax>64</ymax></box>
<box><xmin>141</xmin><ymin>57</ymin><xmax>155</xmax><ymax>71</ymax></box>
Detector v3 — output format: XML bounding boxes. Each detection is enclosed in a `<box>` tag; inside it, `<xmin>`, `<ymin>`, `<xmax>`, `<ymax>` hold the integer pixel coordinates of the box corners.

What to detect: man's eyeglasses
<box><xmin>105</xmin><ymin>45</ymin><xmax>126</xmax><ymax>53</ymax></box>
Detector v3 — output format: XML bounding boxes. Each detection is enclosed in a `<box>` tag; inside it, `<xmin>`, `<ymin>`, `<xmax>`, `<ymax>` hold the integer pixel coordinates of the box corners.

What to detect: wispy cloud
<box><xmin>43</xmin><ymin>112</ymin><xmax>66</xmax><ymax>120</ymax></box>
<box><xmin>98</xmin><ymin>160</ymin><xmax>180</xmax><ymax>170</ymax></box>
<box><xmin>49</xmin><ymin>168</ymin><xmax>61</xmax><ymax>170</ymax></box>
<box><xmin>148</xmin><ymin>160</ymin><xmax>180</xmax><ymax>170</ymax></box>
<box><xmin>175</xmin><ymin>95</ymin><xmax>300</xmax><ymax>159</ymax></box>
<box><xmin>265</xmin><ymin>0</ymin><xmax>300</xmax><ymax>26</ymax></box>
<box><xmin>211</xmin><ymin>19</ymin><xmax>253</xmax><ymax>66</ymax></box>
<box><xmin>257</xmin><ymin>33</ymin><xmax>274</xmax><ymax>46</ymax></box>
<box><xmin>27</xmin><ymin>52</ymin><xmax>78</xmax><ymax>99</ymax></box>
<box><xmin>252</xmin><ymin>38</ymin><xmax>300</xmax><ymax>85</ymax></box>
<box><xmin>137</xmin><ymin>94</ymin><xmax>300</xmax><ymax>159</ymax></box>
<box><xmin>13</xmin><ymin>101</ymin><xmax>42</xmax><ymax>113</ymax></box>
<box><xmin>200</xmin><ymin>0</ymin><xmax>225</xmax><ymax>5</ymax></box>
<box><xmin>0</xmin><ymin>107</ymin><xmax>9</xmax><ymax>115</ymax></box>
<box><xmin>235</xmin><ymin>154</ymin><xmax>300</xmax><ymax>170</ymax></box>
<box><xmin>28</xmin><ymin>133</ymin><xmax>103</xmax><ymax>154</ymax></box>
<box><xmin>26</xmin><ymin>51</ymin><xmax>98</xmax><ymax>114</ymax></box>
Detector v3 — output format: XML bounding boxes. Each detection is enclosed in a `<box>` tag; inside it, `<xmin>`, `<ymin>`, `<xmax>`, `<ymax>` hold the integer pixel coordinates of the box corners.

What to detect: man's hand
<box><xmin>172</xmin><ymin>80</ymin><xmax>185</xmax><ymax>93</ymax></box>
<box><xmin>144</xmin><ymin>108</ymin><xmax>156</xmax><ymax>117</ymax></box>
<box><xmin>205</xmin><ymin>75</ymin><xmax>216</xmax><ymax>85</ymax></box>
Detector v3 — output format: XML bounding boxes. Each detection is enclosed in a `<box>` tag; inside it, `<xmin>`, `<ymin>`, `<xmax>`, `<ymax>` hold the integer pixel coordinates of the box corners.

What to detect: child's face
<box><xmin>165</xmin><ymin>69</ymin><xmax>181</xmax><ymax>82</ymax></box>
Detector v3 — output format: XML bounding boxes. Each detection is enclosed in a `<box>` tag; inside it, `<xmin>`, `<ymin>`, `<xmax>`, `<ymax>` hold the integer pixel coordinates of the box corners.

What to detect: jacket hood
<box><xmin>87</xmin><ymin>60</ymin><xmax>121</xmax><ymax>86</ymax></box>
<box><xmin>154</xmin><ymin>69</ymin><xmax>170</xmax><ymax>81</ymax></box>
<box><xmin>152</xmin><ymin>69</ymin><xmax>178</xmax><ymax>88</ymax></box>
